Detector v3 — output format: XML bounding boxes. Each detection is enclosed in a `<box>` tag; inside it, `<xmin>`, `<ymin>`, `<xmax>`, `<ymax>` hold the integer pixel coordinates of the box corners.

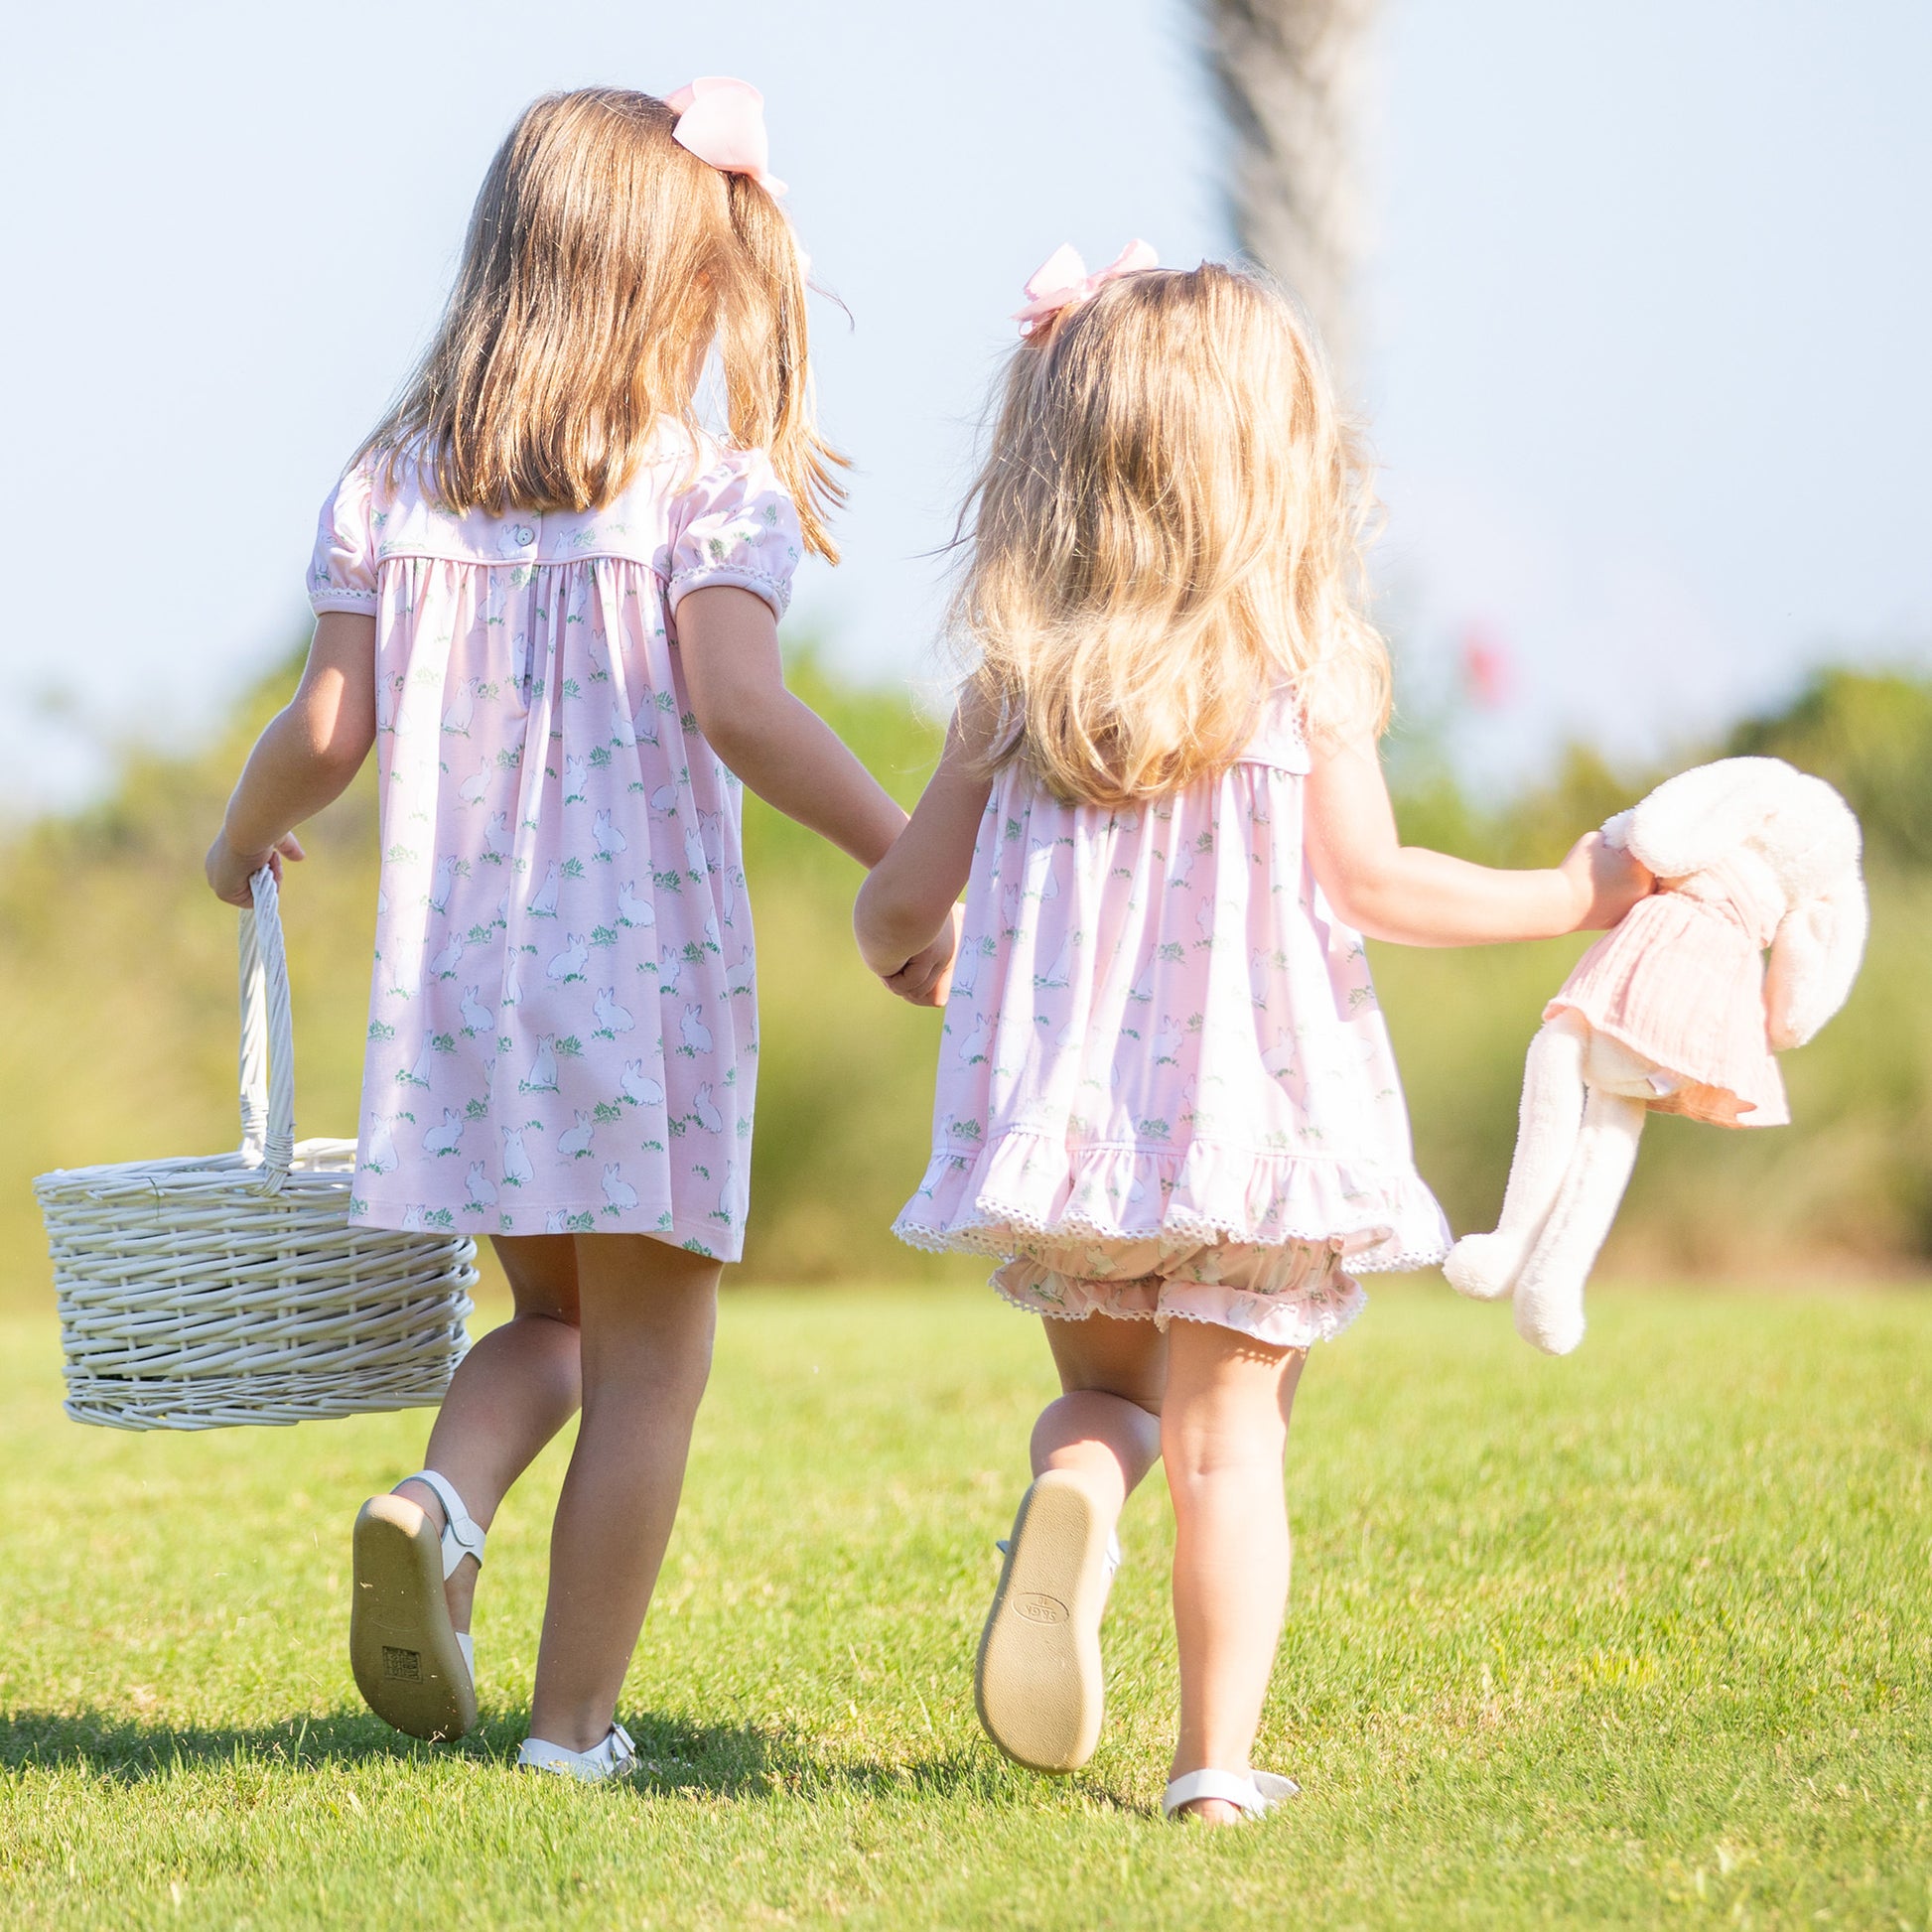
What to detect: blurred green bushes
<box><xmin>1</xmin><ymin>652</ymin><xmax>1925</xmax><ymax>1304</ymax></box>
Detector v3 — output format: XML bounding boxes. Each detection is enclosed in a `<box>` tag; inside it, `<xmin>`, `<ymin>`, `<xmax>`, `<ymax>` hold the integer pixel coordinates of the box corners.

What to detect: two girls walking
<box><xmin>208</xmin><ymin>80</ymin><xmax>1647</xmax><ymax>1819</ymax></box>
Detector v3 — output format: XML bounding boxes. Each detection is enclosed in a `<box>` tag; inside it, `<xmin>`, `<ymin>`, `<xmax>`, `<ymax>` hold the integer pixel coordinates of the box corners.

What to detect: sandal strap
<box><xmin>1163</xmin><ymin>1767</ymin><xmax>1292</xmax><ymax>1818</ymax></box>
<box><xmin>404</xmin><ymin>1469</ymin><xmax>485</xmax><ymax>1580</ymax></box>
<box><xmin>517</xmin><ymin>1723</ymin><xmax>637</xmax><ymax>1781</ymax></box>
<box><xmin>996</xmin><ymin>1531</ymin><xmax>1123</xmax><ymax>1577</ymax></box>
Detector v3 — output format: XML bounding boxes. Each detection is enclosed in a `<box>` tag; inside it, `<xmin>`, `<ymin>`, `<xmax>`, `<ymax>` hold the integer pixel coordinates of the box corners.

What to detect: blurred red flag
<box><xmin>1460</xmin><ymin>625</ymin><xmax>1513</xmax><ymax>709</ymax></box>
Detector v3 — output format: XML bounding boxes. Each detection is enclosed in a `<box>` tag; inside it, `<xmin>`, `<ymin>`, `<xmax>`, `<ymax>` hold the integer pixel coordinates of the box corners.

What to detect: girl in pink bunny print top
<box><xmin>856</xmin><ymin>251</ymin><xmax>1652</xmax><ymax>1823</ymax></box>
<box><xmin>207</xmin><ymin>86</ymin><xmax>940</xmax><ymax>1782</ymax></box>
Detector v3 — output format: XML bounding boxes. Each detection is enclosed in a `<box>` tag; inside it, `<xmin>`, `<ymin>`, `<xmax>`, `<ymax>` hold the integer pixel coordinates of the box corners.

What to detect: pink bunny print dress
<box><xmin>309</xmin><ymin>427</ymin><xmax>801</xmax><ymax>1256</ymax></box>
<box><xmin>895</xmin><ymin>697</ymin><xmax>1450</xmax><ymax>1347</ymax></box>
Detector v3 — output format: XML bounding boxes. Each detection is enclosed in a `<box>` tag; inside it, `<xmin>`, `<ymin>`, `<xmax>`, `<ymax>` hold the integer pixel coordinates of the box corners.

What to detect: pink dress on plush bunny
<box><xmin>1445</xmin><ymin>757</ymin><xmax>1866</xmax><ymax>1354</ymax></box>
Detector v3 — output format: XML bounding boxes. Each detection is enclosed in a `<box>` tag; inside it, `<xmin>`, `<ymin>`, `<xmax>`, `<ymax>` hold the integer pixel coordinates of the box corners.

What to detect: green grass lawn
<box><xmin>0</xmin><ymin>1279</ymin><xmax>1927</xmax><ymax>1929</ymax></box>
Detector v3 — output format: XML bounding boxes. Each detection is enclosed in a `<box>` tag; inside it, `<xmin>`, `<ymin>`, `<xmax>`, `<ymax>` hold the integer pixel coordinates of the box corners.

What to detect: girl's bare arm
<box><xmin>678</xmin><ymin>586</ymin><xmax>908</xmax><ymax>868</ymax></box>
<box><xmin>206</xmin><ymin>612</ymin><xmax>378</xmax><ymax>905</ymax></box>
<box><xmin>854</xmin><ymin>706</ymin><xmax>993</xmax><ymax>984</ymax></box>
<box><xmin>1303</xmin><ymin>731</ymin><xmax>1652</xmax><ymax>946</ymax></box>
<box><xmin>681</xmin><ymin>591</ymin><xmax>967</xmax><ymax>1008</ymax></box>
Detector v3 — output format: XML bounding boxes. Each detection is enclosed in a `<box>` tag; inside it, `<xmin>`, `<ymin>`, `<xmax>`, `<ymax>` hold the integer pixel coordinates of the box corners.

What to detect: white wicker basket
<box><xmin>35</xmin><ymin>869</ymin><xmax>477</xmax><ymax>1430</ymax></box>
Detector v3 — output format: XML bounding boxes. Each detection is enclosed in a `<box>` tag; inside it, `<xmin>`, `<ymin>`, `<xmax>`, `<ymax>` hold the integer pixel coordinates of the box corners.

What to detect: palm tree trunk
<box><xmin>1197</xmin><ymin>0</ymin><xmax>1376</xmax><ymax>380</ymax></box>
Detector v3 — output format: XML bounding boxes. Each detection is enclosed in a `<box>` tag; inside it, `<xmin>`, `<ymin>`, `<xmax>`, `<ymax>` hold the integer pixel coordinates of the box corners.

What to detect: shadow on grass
<box><xmin>0</xmin><ymin>1707</ymin><xmax>1140</xmax><ymax>1812</ymax></box>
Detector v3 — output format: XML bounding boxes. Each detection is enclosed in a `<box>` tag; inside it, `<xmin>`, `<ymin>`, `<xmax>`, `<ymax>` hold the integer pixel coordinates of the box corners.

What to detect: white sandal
<box><xmin>349</xmin><ymin>1469</ymin><xmax>484</xmax><ymax>1741</ymax></box>
<box><xmin>1162</xmin><ymin>1767</ymin><xmax>1301</xmax><ymax>1821</ymax></box>
<box><xmin>975</xmin><ymin>1472</ymin><xmax>1123</xmax><ymax>1774</ymax></box>
<box><xmin>516</xmin><ymin>1723</ymin><xmax>638</xmax><ymax>1784</ymax></box>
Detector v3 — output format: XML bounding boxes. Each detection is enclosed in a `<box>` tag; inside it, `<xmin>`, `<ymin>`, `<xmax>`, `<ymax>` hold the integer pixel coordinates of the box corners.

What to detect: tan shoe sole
<box><xmin>349</xmin><ymin>1494</ymin><xmax>477</xmax><ymax>1741</ymax></box>
<box><xmin>974</xmin><ymin>1472</ymin><xmax>1110</xmax><ymax>1773</ymax></box>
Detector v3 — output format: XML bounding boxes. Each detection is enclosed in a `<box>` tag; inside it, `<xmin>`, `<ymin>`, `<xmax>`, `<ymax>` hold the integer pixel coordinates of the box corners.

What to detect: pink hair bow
<box><xmin>1013</xmin><ymin>239</ymin><xmax>1158</xmax><ymax>336</ymax></box>
<box><xmin>667</xmin><ymin>76</ymin><xmax>787</xmax><ymax>198</ymax></box>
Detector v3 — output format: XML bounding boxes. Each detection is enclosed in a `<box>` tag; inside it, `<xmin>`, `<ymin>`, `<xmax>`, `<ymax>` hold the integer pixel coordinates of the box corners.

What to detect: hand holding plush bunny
<box><xmin>1445</xmin><ymin>757</ymin><xmax>1866</xmax><ymax>1354</ymax></box>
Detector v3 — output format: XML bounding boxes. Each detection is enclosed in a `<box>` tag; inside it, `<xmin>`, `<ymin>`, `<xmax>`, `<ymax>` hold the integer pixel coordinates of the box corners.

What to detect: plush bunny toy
<box><xmin>1445</xmin><ymin>757</ymin><xmax>1866</xmax><ymax>1355</ymax></box>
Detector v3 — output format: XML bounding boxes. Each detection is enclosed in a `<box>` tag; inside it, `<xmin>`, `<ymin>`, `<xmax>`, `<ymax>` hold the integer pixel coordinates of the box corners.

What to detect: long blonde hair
<box><xmin>363</xmin><ymin>86</ymin><xmax>844</xmax><ymax>558</ymax></box>
<box><xmin>953</xmin><ymin>262</ymin><xmax>1388</xmax><ymax>804</ymax></box>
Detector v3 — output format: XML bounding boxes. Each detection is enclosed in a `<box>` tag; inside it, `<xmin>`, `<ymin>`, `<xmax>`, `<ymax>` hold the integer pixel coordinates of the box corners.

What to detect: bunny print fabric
<box><xmin>896</xmin><ymin>697</ymin><xmax>1451</xmax><ymax>1348</ymax></box>
<box><xmin>310</xmin><ymin>429</ymin><xmax>802</xmax><ymax>1256</ymax></box>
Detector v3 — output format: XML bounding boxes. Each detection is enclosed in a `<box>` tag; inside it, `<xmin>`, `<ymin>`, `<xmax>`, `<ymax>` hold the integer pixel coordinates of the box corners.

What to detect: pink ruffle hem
<box><xmin>896</xmin><ymin>1129</ymin><xmax>1449</xmax><ymax>1348</ymax></box>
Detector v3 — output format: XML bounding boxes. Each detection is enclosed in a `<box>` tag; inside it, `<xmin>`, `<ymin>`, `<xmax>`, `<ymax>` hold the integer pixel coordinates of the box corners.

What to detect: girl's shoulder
<box><xmin>340</xmin><ymin>426</ymin><xmax>799</xmax><ymax>588</ymax></box>
<box><xmin>981</xmin><ymin>686</ymin><xmax>1312</xmax><ymax>825</ymax></box>
<box><xmin>597</xmin><ymin>421</ymin><xmax>802</xmax><ymax>539</ymax></box>
<box><xmin>658</xmin><ymin>430</ymin><xmax>805</xmax><ymax>621</ymax></box>
<box><xmin>344</xmin><ymin>441</ymin><xmax>661</xmax><ymax>571</ymax></box>
<box><xmin>660</xmin><ymin>428</ymin><xmax>792</xmax><ymax>518</ymax></box>
<box><xmin>1234</xmin><ymin>687</ymin><xmax>1311</xmax><ymax>776</ymax></box>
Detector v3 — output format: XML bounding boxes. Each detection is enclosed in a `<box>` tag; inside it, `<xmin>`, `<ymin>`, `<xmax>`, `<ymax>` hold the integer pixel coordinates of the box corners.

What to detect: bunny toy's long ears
<box><xmin>1764</xmin><ymin>876</ymin><xmax>1868</xmax><ymax>1051</ymax></box>
<box><xmin>1622</xmin><ymin>757</ymin><xmax>1795</xmax><ymax>879</ymax></box>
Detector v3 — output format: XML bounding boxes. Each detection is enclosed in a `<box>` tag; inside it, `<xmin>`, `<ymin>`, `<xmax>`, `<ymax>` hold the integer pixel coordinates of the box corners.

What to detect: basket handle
<box><xmin>237</xmin><ymin>867</ymin><xmax>297</xmax><ymax>1189</ymax></box>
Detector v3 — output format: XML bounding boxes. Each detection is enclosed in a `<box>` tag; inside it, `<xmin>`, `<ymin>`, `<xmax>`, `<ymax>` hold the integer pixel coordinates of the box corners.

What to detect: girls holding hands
<box><xmin>208</xmin><ymin>70</ymin><xmax>1645</xmax><ymax>1813</ymax></box>
<box><xmin>856</xmin><ymin>249</ymin><xmax>1650</xmax><ymax>1821</ymax></box>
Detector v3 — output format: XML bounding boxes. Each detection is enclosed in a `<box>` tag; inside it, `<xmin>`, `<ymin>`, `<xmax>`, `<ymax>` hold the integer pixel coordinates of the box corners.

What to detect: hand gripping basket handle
<box><xmin>237</xmin><ymin>867</ymin><xmax>297</xmax><ymax>1190</ymax></box>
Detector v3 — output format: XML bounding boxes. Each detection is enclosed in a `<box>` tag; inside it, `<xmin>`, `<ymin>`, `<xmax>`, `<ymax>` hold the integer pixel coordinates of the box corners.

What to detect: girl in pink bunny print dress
<box><xmin>316</xmin><ymin>436</ymin><xmax>786</xmax><ymax>1249</ymax></box>
<box><xmin>856</xmin><ymin>249</ymin><xmax>1652</xmax><ymax>1822</ymax></box>
<box><xmin>207</xmin><ymin>86</ymin><xmax>937</xmax><ymax>1782</ymax></box>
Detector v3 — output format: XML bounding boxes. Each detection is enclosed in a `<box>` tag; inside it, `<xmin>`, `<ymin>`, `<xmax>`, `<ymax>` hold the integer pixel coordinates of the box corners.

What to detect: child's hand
<box><xmin>206</xmin><ymin>830</ymin><xmax>305</xmax><ymax>908</ymax></box>
<box><xmin>1561</xmin><ymin>830</ymin><xmax>1654</xmax><ymax>930</ymax></box>
<box><xmin>880</xmin><ymin>906</ymin><xmax>962</xmax><ymax>1009</ymax></box>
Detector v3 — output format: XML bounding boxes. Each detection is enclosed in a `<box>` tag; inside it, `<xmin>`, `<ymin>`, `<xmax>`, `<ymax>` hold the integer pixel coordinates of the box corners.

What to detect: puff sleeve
<box><xmin>666</xmin><ymin>445</ymin><xmax>804</xmax><ymax>621</ymax></box>
<box><xmin>308</xmin><ymin>460</ymin><xmax>379</xmax><ymax>615</ymax></box>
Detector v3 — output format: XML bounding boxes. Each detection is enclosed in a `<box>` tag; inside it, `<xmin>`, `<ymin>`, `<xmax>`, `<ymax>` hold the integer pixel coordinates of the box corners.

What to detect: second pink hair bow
<box><xmin>667</xmin><ymin>76</ymin><xmax>787</xmax><ymax>198</ymax></box>
<box><xmin>1013</xmin><ymin>239</ymin><xmax>1158</xmax><ymax>336</ymax></box>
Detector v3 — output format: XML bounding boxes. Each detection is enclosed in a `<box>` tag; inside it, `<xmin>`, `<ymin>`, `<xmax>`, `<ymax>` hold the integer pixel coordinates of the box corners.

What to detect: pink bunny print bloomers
<box><xmin>309</xmin><ymin>427</ymin><xmax>802</xmax><ymax>1256</ymax></box>
<box><xmin>895</xmin><ymin>698</ymin><xmax>1450</xmax><ymax>1348</ymax></box>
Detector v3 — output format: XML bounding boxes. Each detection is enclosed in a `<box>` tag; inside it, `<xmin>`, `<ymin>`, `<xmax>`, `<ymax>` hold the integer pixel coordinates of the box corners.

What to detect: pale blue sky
<box><xmin>2</xmin><ymin>0</ymin><xmax>1926</xmax><ymax>813</ymax></box>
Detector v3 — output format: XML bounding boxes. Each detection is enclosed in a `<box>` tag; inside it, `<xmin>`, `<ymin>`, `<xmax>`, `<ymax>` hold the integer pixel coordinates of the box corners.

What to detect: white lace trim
<box><xmin>989</xmin><ymin>1268</ymin><xmax>1367</xmax><ymax>1349</ymax></box>
<box><xmin>665</xmin><ymin>561</ymin><xmax>792</xmax><ymax>620</ymax></box>
<box><xmin>897</xmin><ymin>1210</ymin><xmax>1447</xmax><ymax>1277</ymax></box>
<box><xmin>893</xmin><ymin>1130</ymin><xmax>1451</xmax><ymax>1275</ymax></box>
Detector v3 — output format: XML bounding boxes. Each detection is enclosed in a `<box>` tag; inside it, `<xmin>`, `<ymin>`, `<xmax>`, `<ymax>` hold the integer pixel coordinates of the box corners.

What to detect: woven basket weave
<box><xmin>36</xmin><ymin>869</ymin><xmax>477</xmax><ymax>1430</ymax></box>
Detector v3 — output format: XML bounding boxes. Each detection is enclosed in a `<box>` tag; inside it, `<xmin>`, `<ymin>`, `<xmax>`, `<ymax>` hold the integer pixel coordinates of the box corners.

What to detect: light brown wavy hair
<box><xmin>363</xmin><ymin>86</ymin><xmax>844</xmax><ymax>558</ymax></box>
<box><xmin>953</xmin><ymin>262</ymin><xmax>1389</xmax><ymax>804</ymax></box>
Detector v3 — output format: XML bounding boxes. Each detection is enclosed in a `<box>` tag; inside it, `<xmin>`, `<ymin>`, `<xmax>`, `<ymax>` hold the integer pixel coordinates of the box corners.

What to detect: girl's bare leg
<box><xmin>395</xmin><ymin>1233</ymin><xmax>583</xmax><ymax>1635</ymax></box>
<box><xmin>1162</xmin><ymin>1322</ymin><xmax>1308</xmax><ymax>1824</ymax></box>
<box><xmin>975</xmin><ymin>1313</ymin><xmax>1167</xmax><ymax>1772</ymax></box>
<box><xmin>1033</xmin><ymin>1312</ymin><xmax>1168</xmax><ymax>1507</ymax></box>
<box><xmin>527</xmin><ymin>1234</ymin><xmax>721</xmax><ymax>1752</ymax></box>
